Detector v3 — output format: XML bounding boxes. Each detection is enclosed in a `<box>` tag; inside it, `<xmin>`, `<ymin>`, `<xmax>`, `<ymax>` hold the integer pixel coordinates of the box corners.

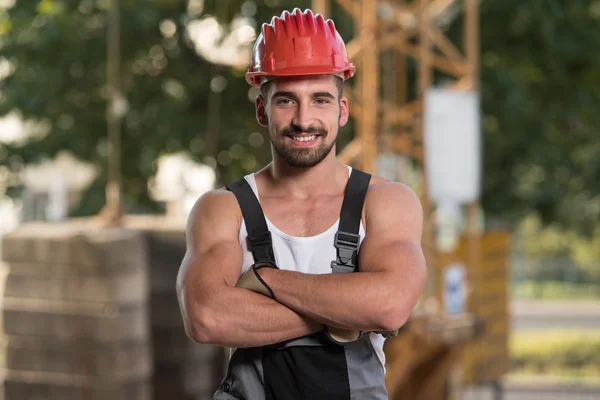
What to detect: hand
<box><xmin>324</xmin><ymin>326</ymin><xmax>400</xmax><ymax>345</ymax></box>
<box><xmin>324</xmin><ymin>326</ymin><xmax>365</xmax><ymax>345</ymax></box>
<box><xmin>235</xmin><ymin>263</ymin><xmax>278</xmax><ymax>298</ymax></box>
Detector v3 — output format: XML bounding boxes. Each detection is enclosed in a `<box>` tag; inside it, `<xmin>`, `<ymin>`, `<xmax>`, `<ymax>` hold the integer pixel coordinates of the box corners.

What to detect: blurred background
<box><xmin>0</xmin><ymin>0</ymin><xmax>599</xmax><ymax>399</ymax></box>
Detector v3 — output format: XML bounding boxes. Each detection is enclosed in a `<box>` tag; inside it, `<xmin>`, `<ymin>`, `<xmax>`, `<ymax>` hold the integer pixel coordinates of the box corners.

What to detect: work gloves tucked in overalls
<box><xmin>235</xmin><ymin>263</ymin><xmax>278</xmax><ymax>298</ymax></box>
<box><xmin>235</xmin><ymin>264</ymin><xmax>399</xmax><ymax>345</ymax></box>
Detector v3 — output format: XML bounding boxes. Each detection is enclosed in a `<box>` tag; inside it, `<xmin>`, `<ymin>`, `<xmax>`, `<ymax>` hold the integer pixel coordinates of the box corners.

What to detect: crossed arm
<box><xmin>176</xmin><ymin>182</ymin><xmax>426</xmax><ymax>348</ymax></box>
<box><xmin>176</xmin><ymin>190</ymin><xmax>321</xmax><ymax>348</ymax></box>
<box><xmin>257</xmin><ymin>182</ymin><xmax>426</xmax><ymax>333</ymax></box>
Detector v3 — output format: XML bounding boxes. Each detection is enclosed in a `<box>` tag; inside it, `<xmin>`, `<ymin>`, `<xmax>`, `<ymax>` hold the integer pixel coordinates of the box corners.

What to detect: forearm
<box><xmin>185</xmin><ymin>284</ymin><xmax>322</xmax><ymax>348</ymax></box>
<box><xmin>261</xmin><ymin>269</ymin><xmax>401</xmax><ymax>332</ymax></box>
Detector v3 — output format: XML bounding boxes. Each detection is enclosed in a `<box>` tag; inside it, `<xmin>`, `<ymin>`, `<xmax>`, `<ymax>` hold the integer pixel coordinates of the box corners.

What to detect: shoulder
<box><xmin>190</xmin><ymin>187</ymin><xmax>240</xmax><ymax>216</ymax></box>
<box><xmin>366</xmin><ymin>176</ymin><xmax>421</xmax><ymax>208</ymax></box>
<box><xmin>186</xmin><ymin>188</ymin><xmax>243</xmax><ymax>238</ymax></box>
<box><xmin>363</xmin><ymin>175</ymin><xmax>423</xmax><ymax>231</ymax></box>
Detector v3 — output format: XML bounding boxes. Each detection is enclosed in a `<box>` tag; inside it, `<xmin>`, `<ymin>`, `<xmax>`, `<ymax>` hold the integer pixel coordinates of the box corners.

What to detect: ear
<box><xmin>338</xmin><ymin>96</ymin><xmax>349</xmax><ymax>127</ymax></box>
<box><xmin>255</xmin><ymin>95</ymin><xmax>268</xmax><ymax>127</ymax></box>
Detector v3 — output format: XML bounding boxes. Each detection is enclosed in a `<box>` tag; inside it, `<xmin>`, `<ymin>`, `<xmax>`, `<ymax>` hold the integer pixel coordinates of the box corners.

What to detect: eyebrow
<box><xmin>271</xmin><ymin>91</ymin><xmax>296</xmax><ymax>100</ymax></box>
<box><xmin>271</xmin><ymin>91</ymin><xmax>336</xmax><ymax>100</ymax></box>
<box><xmin>312</xmin><ymin>91</ymin><xmax>336</xmax><ymax>100</ymax></box>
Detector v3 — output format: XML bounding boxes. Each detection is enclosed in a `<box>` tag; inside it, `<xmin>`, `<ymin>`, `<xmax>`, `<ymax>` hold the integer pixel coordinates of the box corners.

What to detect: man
<box><xmin>177</xmin><ymin>8</ymin><xmax>426</xmax><ymax>400</ymax></box>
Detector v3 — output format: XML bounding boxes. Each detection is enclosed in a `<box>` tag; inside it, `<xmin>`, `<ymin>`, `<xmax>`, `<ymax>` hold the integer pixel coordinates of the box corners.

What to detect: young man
<box><xmin>177</xmin><ymin>8</ymin><xmax>426</xmax><ymax>399</ymax></box>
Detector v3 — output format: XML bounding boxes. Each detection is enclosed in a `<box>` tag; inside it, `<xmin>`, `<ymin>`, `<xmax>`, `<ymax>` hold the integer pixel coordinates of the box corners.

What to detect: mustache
<box><xmin>281</xmin><ymin>124</ymin><xmax>327</xmax><ymax>136</ymax></box>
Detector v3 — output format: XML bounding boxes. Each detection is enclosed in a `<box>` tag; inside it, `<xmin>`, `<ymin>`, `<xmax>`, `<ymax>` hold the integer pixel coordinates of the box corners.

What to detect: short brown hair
<box><xmin>260</xmin><ymin>76</ymin><xmax>344</xmax><ymax>103</ymax></box>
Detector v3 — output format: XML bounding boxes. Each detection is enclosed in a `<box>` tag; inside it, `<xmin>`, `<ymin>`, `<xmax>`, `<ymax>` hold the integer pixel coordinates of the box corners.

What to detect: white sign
<box><xmin>424</xmin><ymin>88</ymin><xmax>481</xmax><ymax>205</ymax></box>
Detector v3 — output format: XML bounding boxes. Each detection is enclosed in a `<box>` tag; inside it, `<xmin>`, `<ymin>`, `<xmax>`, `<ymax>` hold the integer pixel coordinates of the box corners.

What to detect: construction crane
<box><xmin>310</xmin><ymin>1</ymin><xmax>510</xmax><ymax>399</ymax></box>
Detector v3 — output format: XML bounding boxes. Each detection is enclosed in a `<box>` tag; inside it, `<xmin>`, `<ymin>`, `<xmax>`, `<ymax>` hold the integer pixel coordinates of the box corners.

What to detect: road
<box><xmin>459</xmin><ymin>300</ymin><xmax>600</xmax><ymax>399</ymax></box>
<box><xmin>511</xmin><ymin>300</ymin><xmax>600</xmax><ymax>332</ymax></box>
<box><xmin>462</xmin><ymin>386</ymin><xmax>600</xmax><ymax>400</ymax></box>
<box><xmin>461</xmin><ymin>377</ymin><xmax>600</xmax><ymax>400</ymax></box>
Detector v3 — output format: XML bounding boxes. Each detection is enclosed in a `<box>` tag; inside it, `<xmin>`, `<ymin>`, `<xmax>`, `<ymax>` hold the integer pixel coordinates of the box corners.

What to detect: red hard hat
<box><xmin>245</xmin><ymin>8</ymin><xmax>356</xmax><ymax>88</ymax></box>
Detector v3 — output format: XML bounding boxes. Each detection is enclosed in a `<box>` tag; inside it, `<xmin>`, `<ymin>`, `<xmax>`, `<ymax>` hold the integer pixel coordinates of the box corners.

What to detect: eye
<box><xmin>315</xmin><ymin>98</ymin><xmax>331</xmax><ymax>105</ymax></box>
<box><xmin>276</xmin><ymin>98</ymin><xmax>294</xmax><ymax>105</ymax></box>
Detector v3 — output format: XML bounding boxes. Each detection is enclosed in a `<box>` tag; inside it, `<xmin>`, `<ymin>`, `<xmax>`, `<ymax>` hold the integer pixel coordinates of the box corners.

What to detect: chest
<box><xmin>259</xmin><ymin>194</ymin><xmax>344</xmax><ymax>237</ymax></box>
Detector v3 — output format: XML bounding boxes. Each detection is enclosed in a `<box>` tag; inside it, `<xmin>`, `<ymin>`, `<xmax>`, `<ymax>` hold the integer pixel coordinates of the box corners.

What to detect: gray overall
<box><xmin>217</xmin><ymin>169</ymin><xmax>388</xmax><ymax>400</ymax></box>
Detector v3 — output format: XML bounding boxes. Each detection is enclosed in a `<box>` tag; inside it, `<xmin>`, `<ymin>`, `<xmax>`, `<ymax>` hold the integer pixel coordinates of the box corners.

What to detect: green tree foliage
<box><xmin>0</xmin><ymin>0</ymin><xmax>598</xmax><ymax>235</ymax></box>
<box><xmin>0</xmin><ymin>0</ymin><xmax>296</xmax><ymax>214</ymax></box>
<box><xmin>467</xmin><ymin>0</ymin><xmax>600</xmax><ymax>235</ymax></box>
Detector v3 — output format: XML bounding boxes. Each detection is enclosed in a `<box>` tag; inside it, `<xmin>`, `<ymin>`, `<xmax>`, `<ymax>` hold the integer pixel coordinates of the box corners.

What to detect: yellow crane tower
<box><xmin>311</xmin><ymin>1</ymin><xmax>511</xmax><ymax>399</ymax></box>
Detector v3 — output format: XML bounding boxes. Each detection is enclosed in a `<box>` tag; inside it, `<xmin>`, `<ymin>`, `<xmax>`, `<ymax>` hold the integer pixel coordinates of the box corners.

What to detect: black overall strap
<box><xmin>226</xmin><ymin>178</ymin><xmax>276</xmax><ymax>265</ymax></box>
<box><xmin>331</xmin><ymin>168</ymin><xmax>371</xmax><ymax>274</ymax></box>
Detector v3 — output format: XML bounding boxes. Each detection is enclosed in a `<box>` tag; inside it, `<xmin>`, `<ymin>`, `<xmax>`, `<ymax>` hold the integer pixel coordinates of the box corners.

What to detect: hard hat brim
<box><xmin>246</xmin><ymin>64</ymin><xmax>356</xmax><ymax>88</ymax></box>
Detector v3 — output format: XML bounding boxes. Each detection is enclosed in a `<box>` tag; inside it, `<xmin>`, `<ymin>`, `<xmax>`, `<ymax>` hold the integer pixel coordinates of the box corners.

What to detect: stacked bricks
<box><xmin>124</xmin><ymin>216</ymin><xmax>226</xmax><ymax>400</ymax></box>
<box><xmin>0</xmin><ymin>217</ymin><xmax>226</xmax><ymax>400</ymax></box>
<box><xmin>0</xmin><ymin>220</ymin><xmax>152</xmax><ymax>400</ymax></box>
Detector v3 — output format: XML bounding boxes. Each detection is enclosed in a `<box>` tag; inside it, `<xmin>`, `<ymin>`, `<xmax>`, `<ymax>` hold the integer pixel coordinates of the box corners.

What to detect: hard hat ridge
<box><xmin>245</xmin><ymin>8</ymin><xmax>355</xmax><ymax>87</ymax></box>
<box><xmin>293</xmin><ymin>8</ymin><xmax>307</xmax><ymax>36</ymax></box>
<box><xmin>271</xmin><ymin>14</ymin><xmax>287</xmax><ymax>39</ymax></box>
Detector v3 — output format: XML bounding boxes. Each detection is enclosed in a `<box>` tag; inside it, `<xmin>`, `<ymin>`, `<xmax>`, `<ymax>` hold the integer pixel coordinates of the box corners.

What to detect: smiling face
<box><xmin>255</xmin><ymin>75</ymin><xmax>349</xmax><ymax>168</ymax></box>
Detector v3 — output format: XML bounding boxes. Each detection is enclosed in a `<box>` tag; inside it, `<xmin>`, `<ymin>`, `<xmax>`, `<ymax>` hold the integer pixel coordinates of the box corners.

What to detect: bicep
<box><xmin>358</xmin><ymin>182</ymin><xmax>425</xmax><ymax>275</ymax></box>
<box><xmin>177</xmin><ymin>190</ymin><xmax>244</xmax><ymax>299</ymax></box>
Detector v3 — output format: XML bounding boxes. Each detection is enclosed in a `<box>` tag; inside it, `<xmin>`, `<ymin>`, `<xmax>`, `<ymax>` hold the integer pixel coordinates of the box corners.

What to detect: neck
<box><xmin>265</xmin><ymin>149</ymin><xmax>348</xmax><ymax>197</ymax></box>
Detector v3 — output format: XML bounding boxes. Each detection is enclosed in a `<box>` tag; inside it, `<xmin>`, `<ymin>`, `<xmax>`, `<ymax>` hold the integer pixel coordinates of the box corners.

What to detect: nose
<box><xmin>291</xmin><ymin>103</ymin><xmax>312</xmax><ymax>131</ymax></box>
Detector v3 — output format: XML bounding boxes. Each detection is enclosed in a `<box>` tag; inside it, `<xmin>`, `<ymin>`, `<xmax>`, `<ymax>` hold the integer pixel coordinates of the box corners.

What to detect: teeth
<box><xmin>291</xmin><ymin>135</ymin><xmax>317</xmax><ymax>142</ymax></box>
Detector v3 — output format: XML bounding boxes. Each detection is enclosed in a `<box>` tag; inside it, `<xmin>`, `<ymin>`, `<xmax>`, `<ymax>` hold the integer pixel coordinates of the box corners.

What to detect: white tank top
<box><xmin>237</xmin><ymin>166</ymin><xmax>386</xmax><ymax>369</ymax></box>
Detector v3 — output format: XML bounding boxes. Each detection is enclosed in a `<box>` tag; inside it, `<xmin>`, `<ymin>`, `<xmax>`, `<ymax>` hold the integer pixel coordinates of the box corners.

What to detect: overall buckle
<box><xmin>247</xmin><ymin>231</ymin><xmax>272</xmax><ymax>250</ymax></box>
<box><xmin>331</xmin><ymin>231</ymin><xmax>360</xmax><ymax>273</ymax></box>
<box><xmin>247</xmin><ymin>231</ymin><xmax>275</xmax><ymax>264</ymax></box>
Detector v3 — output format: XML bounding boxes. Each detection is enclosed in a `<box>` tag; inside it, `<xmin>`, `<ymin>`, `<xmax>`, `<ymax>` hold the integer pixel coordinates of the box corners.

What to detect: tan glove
<box><xmin>235</xmin><ymin>263</ymin><xmax>278</xmax><ymax>298</ymax></box>
<box><xmin>325</xmin><ymin>327</ymin><xmax>400</xmax><ymax>345</ymax></box>
<box><xmin>325</xmin><ymin>326</ymin><xmax>365</xmax><ymax>345</ymax></box>
<box><xmin>237</xmin><ymin>264</ymin><xmax>401</xmax><ymax>343</ymax></box>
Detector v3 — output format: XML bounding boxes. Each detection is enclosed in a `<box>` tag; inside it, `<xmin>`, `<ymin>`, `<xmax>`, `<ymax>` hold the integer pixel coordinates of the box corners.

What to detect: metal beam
<box><xmin>337</xmin><ymin>137</ymin><xmax>363</xmax><ymax>164</ymax></box>
<box><xmin>384</xmin><ymin>0</ymin><xmax>458</xmax><ymax>34</ymax></box>
<box><xmin>382</xmin><ymin>100</ymin><xmax>422</xmax><ymax>128</ymax></box>
<box><xmin>103</xmin><ymin>0</ymin><xmax>123</xmax><ymax>224</ymax></box>
<box><xmin>312</xmin><ymin>0</ymin><xmax>331</xmax><ymax>17</ymax></box>
<box><xmin>429</xmin><ymin>0</ymin><xmax>458</xmax><ymax>21</ymax></box>
<box><xmin>357</xmin><ymin>0</ymin><xmax>379</xmax><ymax>173</ymax></box>
<box><xmin>380</xmin><ymin>33</ymin><xmax>469</xmax><ymax>77</ymax></box>
<box><xmin>336</xmin><ymin>0</ymin><xmax>360</xmax><ymax>20</ymax></box>
<box><xmin>465</xmin><ymin>0</ymin><xmax>480</xmax><ymax>89</ymax></box>
<box><xmin>429</xmin><ymin>25</ymin><xmax>465</xmax><ymax>62</ymax></box>
<box><xmin>464</xmin><ymin>0</ymin><xmax>482</xmax><ymax>321</ymax></box>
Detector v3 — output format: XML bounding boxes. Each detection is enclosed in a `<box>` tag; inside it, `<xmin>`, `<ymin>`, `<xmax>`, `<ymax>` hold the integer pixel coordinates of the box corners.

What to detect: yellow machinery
<box><xmin>310</xmin><ymin>0</ymin><xmax>511</xmax><ymax>398</ymax></box>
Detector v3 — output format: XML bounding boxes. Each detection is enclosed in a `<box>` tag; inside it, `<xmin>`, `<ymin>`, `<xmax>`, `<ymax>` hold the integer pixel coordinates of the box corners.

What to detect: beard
<box><xmin>270</xmin><ymin>124</ymin><xmax>336</xmax><ymax>168</ymax></box>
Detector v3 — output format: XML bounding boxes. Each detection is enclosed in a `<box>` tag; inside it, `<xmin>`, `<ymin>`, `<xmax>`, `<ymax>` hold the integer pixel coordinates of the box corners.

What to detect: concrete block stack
<box><xmin>0</xmin><ymin>221</ymin><xmax>152</xmax><ymax>400</ymax></box>
<box><xmin>0</xmin><ymin>217</ymin><xmax>227</xmax><ymax>400</ymax></box>
<box><xmin>125</xmin><ymin>216</ymin><xmax>225</xmax><ymax>400</ymax></box>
